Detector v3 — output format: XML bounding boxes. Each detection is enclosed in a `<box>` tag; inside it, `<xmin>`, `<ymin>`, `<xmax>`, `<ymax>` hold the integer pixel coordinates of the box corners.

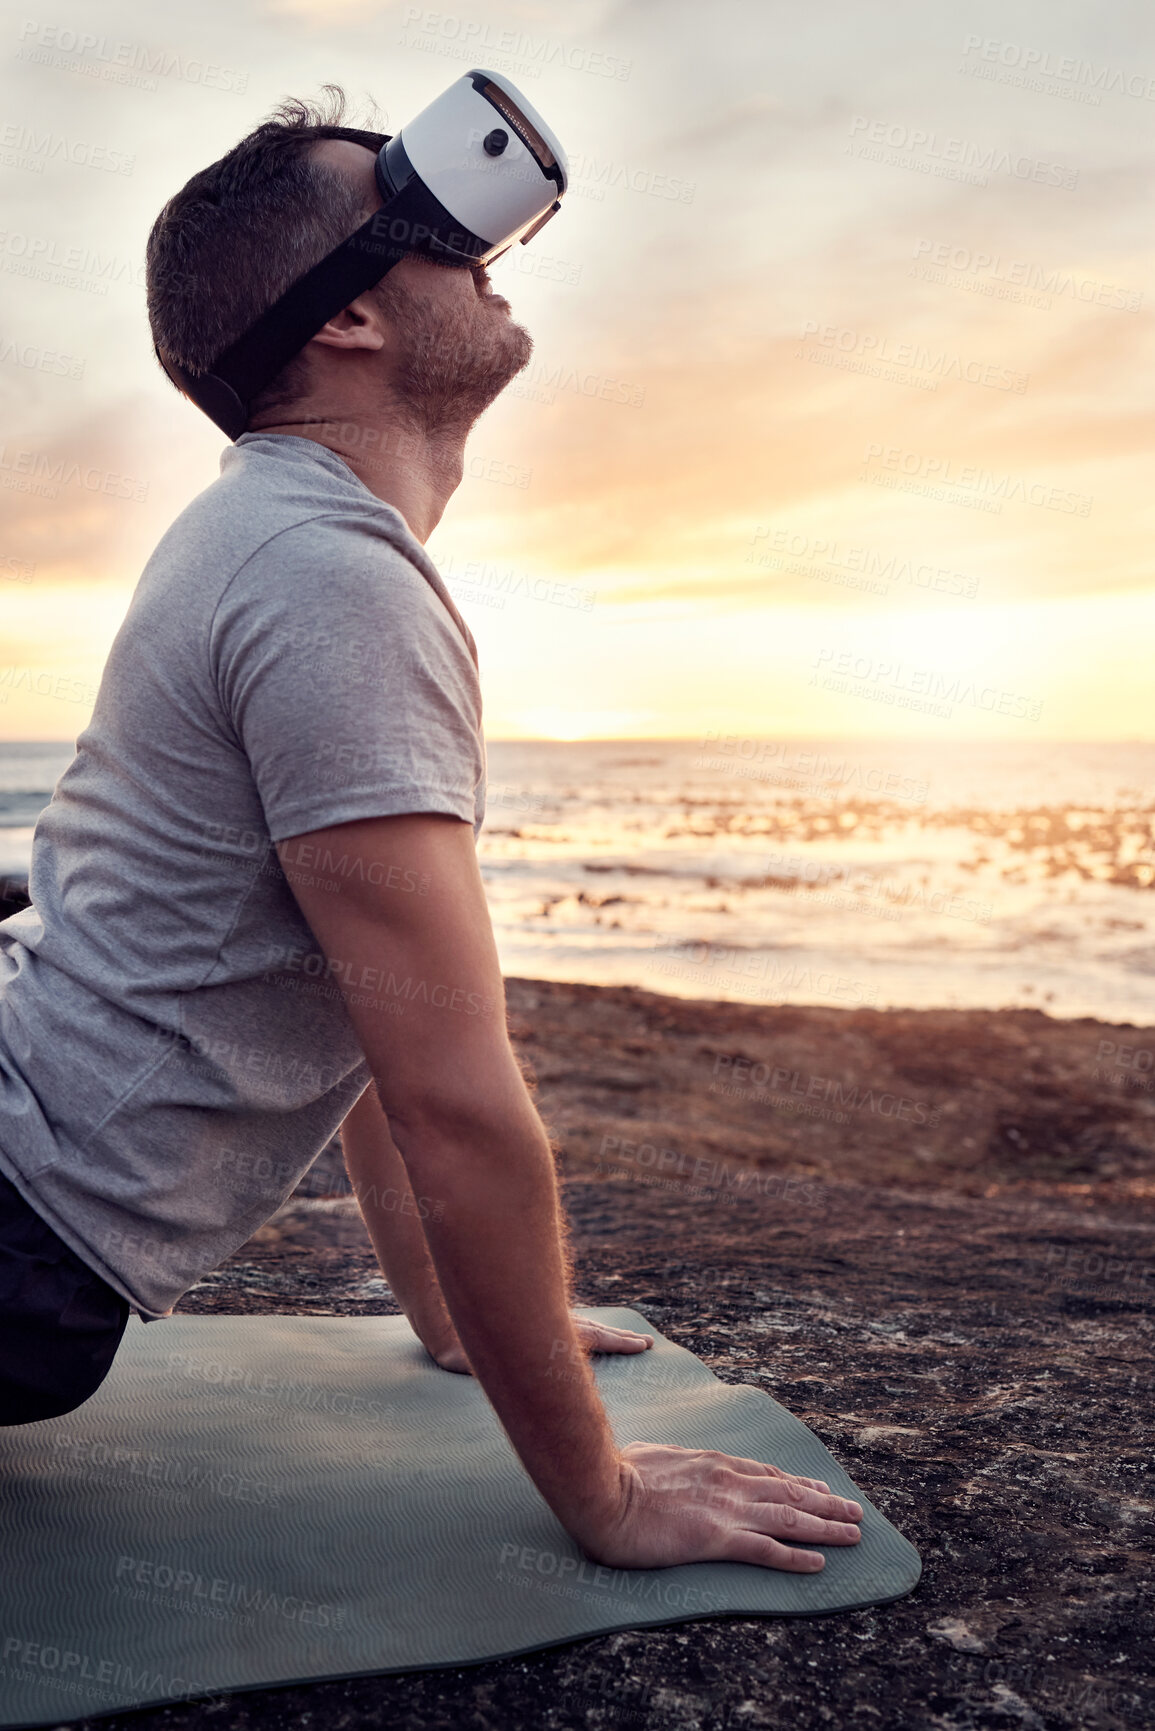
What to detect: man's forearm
<box><xmin>339</xmin><ymin>1083</ymin><xmax>456</xmax><ymax>1354</ymax></box>
<box><xmin>385</xmin><ymin>1074</ymin><xmax>624</xmax><ymax>1548</ymax></box>
<box><xmin>274</xmin><ymin>813</ymin><xmax>624</xmax><ymax>1549</ymax></box>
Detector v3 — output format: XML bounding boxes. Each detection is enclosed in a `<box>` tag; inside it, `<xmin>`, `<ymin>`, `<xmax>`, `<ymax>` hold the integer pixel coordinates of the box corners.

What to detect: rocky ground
<box><xmin>53</xmin><ymin>978</ymin><xmax>1155</xmax><ymax>1731</ymax></box>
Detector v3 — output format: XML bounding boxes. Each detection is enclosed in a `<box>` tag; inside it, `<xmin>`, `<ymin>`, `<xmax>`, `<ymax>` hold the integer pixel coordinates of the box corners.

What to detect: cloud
<box><xmin>0</xmin><ymin>398</ymin><xmax>177</xmax><ymax>581</ymax></box>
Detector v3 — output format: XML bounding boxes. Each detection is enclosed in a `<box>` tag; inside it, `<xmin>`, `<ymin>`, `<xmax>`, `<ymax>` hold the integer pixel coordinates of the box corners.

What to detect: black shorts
<box><xmin>0</xmin><ymin>1168</ymin><xmax>130</xmax><ymax>1426</ymax></box>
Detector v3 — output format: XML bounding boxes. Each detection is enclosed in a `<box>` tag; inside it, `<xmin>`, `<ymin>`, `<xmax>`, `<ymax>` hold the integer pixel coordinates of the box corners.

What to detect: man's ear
<box><xmin>307</xmin><ymin>295</ymin><xmax>387</xmax><ymax>352</ymax></box>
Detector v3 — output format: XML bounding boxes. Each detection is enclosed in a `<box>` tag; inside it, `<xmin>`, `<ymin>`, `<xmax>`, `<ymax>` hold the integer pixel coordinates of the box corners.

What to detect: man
<box><xmin>0</xmin><ymin>90</ymin><xmax>862</xmax><ymax>1573</ymax></box>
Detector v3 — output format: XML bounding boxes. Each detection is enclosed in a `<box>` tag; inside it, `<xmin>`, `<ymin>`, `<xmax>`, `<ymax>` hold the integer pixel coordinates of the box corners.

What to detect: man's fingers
<box><xmin>759</xmin><ymin>1481</ymin><xmax>863</xmax><ymax>1523</ymax></box>
<box><xmin>710</xmin><ymin>1470</ymin><xmax>861</xmax><ymax>1526</ymax></box>
<box><xmin>768</xmin><ymin>1468</ymin><xmax>831</xmax><ymax>1493</ymax></box>
<box><xmin>709</xmin><ymin>1483</ymin><xmax>861</xmax><ymax>1547</ymax></box>
<box><xmin>752</xmin><ymin>1472</ymin><xmax>856</xmax><ymax>1517</ymax></box>
<box><xmin>727</xmin><ymin>1454</ymin><xmax>834</xmax><ymax>1495</ymax></box>
<box><xmin>711</xmin><ymin>1487</ymin><xmax>861</xmax><ymax>1545</ymax></box>
<box><xmin>729</xmin><ymin>1460</ymin><xmax>833</xmax><ymax>1495</ymax></box>
<box><xmin>765</xmin><ymin>1508</ymin><xmax>862</xmax><ymax>1544</ymax></box>
<box><xmin>575</xmin><ymin>1321</ymin><xmax>654</xmax><ymax>1354</ymax></box>
<box><xmin>724</xmin><ymin>1531</ymin><xmax>826</xmax><ymax>1573</ymax></box>
<box><xmin>711</xmin><ymin>1450</ymin><xmax>834</xmax><ymax>1497</ymax></box>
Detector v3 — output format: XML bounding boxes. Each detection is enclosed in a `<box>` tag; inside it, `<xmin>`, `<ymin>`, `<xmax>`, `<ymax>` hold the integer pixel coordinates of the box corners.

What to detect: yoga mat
<box><xmin>0</xmin><ymin>1307</ymin><xmax>920</xmax><ymax>1726</ymax></box>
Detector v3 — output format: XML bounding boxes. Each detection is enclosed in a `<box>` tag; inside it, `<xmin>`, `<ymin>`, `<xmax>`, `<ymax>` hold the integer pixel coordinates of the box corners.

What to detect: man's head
<box><xmin>145</xmin><ymin>86</ymin><xmax>534</xmax><ymax>442</ymax></box>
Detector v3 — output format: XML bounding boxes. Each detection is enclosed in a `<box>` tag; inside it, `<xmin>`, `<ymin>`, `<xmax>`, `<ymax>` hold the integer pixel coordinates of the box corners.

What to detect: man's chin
<box><xmin>500</xmin><ymin>323</ymin><xmax>534</xmax><ymax>386</ymax></box>
<box><xmin>388</xmin><ymin>295</ymin><xmax>533</xmax><ymax>429</ymax></box>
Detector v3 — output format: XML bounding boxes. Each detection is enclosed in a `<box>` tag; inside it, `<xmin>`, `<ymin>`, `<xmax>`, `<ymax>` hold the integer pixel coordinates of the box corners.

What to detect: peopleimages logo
<box><xmin>710</xmin><ymin>1054</ymin><xmax>942</xmax><ymax>1126</ymax></box>
<box><xmin>16</xmin><ymin>21</ymin><xmax>248</xmax><ymax>92</ymax></box>
<box><xmin>0</xmin><ymin>446</ymin><xmax>146</xmax><ymax>499</ymax></box>
<box><xmin>810</xmin><ymin>647</ymin><xmax>1043</xmax><ymax>722</ymax></box>
<box><xmin>0</xmin><ymin>123</ymin><xmax>135</xmax><ymax>175</ymax></box>
<box><xmin>496</xmin><ymin>1543</ymin><xmax>727</xmax><ymax>1612</ymax></box>
<box><xmin>911</xmin><ymin>238</ymin><xmax>1142</xmax><ymax>312</ymax></box>
<box><xmin>0</xmin><ymin>335</ymin><xmax>84</xmax><ymax>378</ymax></box>
<box><xmin>798</xmin><ymin>319</ymin><xmax>1029</xmax><ymax>393</ymax></box>
<box><xmin>398</xmin><ymin>7</ymin><xmax>632</xmax><ymax>81</ymax></box>
<box><xmin>960</xmin><ymin>33</ymin><xmax>1155</xmax><ymax>102</ymax></box>
<box><xmin>846</xmin><ymin>114</ymin><xmax>1078</xmax><ymax>188</ymax></box>
<box><xmin>114</xmin><ymin>1554</ymin><xmax>347</xmax><ymax>1627</ymax></box>
<box><xmin>747</xmin><ymin>527</ymin><xmax>979</xmax><ymax>599</ymax></box>
<box><xmin>0</xmin><ymin>666</ymin><xmax>99</xmax><ymax>706</ymax></box>
<box><xmin>0</xmin><ymin>1634</ymin><xmax>204</xmax><ymax>1709</ymax></box>
<box><xmin>861</xmin><ymin>442</ymin><xmax>1093</xmax><ymax>517</ymax></box>
<box><xmin>262</xmin><ymin>945</ymin><xmax>497</xmax><ymax>1017</ymax></box>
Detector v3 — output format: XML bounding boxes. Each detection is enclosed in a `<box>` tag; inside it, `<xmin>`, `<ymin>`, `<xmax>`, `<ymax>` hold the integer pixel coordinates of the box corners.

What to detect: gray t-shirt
<box><xmin>0</xmin><ymin>432</ymin><xmax>486</xmax><ymax>1321</ymax></box>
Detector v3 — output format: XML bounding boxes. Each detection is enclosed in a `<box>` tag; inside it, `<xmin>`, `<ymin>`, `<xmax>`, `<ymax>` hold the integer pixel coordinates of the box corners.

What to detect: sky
<box><xmin>1</xmin><ymin>0</ymin><xmax>1154</xmax><ymax>741</ymax></box>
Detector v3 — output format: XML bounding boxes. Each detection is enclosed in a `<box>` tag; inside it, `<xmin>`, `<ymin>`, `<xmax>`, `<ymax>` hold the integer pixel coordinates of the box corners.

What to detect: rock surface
<box><xmin>59</xmin><ymin>979</ymin><xmax>1155</xmax><ymax>1729</ymax></box>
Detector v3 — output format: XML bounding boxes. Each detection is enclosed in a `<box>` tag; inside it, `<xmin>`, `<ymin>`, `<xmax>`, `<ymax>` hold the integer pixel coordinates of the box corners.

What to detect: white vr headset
<box><xmin>155</xmin><ymin>68</ymin><xmax>569</xmax><ymax>440</ymax></box>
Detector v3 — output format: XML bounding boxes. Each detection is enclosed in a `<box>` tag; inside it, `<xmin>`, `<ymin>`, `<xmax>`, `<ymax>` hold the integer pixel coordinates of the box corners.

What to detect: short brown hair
<box><xmin>145</xmin><ymin>85</ymin><xmax>383</xmax><ymax>422</ymax></box>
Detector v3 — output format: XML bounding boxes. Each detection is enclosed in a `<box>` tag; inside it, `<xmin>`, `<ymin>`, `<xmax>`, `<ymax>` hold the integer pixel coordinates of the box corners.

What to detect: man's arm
<box><xmin>337</xmin><ymin>1081</ymin><xmax>458</xmax><ymax>1362</ymax></box>
<box><xmin>279</xmin><ymin>811</ymin><xmax>623</xmax><ymax>1547</ymax></box>
<box><xmin>276</xmin><ymin>812</ymin><xmax>863</xmax><ymax>1569</ymax></box>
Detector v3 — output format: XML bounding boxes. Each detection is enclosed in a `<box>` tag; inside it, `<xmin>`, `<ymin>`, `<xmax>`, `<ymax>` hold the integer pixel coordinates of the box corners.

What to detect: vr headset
<box><xmin>155</xmin><ymin>68</ymin><xmax>568</xmax><ymax>440</ymax></box>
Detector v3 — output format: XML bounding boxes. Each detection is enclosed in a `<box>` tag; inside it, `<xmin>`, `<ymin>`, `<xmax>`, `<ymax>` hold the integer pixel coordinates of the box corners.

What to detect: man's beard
<box><xmin>371</xmin><ymin>267</ymin><xmax>533</xmax><ymax>440</ymax></box>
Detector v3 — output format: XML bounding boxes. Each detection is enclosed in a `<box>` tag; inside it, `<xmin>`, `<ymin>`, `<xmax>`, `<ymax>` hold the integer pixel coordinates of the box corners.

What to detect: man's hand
<box><xmin>587</xmin><ymin>1442</ymin><xmax>863</xmax><ymax>1572</ymax></box>
<box><xmin>429</xmin><ymin>1314</ymin><xmax>653</xmax><ymax>1375</ymax></box>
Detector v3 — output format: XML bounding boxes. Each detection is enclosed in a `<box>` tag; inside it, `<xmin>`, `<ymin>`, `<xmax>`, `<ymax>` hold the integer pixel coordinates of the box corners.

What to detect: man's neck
<box><xmin>246</xmin><ymin>410</ymin><xmax>468</xmax><ymax>544</ymax></box>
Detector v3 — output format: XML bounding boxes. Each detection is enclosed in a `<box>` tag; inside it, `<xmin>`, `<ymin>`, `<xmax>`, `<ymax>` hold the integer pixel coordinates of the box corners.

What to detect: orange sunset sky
<box><xmin>1</xmin><ymin>0</ymin><xmax>1153</xmax><ymax>741</ymax></box>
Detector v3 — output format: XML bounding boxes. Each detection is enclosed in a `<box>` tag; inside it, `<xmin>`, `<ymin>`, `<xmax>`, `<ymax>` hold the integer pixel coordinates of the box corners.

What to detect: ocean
<box><xmin>2</xmin><ymin>738</ymin><xmax>1153</xmax><ymax>1023</ymax></box>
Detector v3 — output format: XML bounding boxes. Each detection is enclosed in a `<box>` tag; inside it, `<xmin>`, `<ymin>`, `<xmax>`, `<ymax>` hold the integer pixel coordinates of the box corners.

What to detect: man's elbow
<box><xmin>383</xmin><ymin>1060</ymin><xmax>545</xmax><ymax>1175</ymax></box>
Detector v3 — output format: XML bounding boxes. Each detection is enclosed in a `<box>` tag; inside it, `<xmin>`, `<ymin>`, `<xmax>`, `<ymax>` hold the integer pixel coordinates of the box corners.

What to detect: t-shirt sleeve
<box><xmin>208</xmin><ymin>514</ymin><xmax>484</xmax><ymax>842</ymax></box>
